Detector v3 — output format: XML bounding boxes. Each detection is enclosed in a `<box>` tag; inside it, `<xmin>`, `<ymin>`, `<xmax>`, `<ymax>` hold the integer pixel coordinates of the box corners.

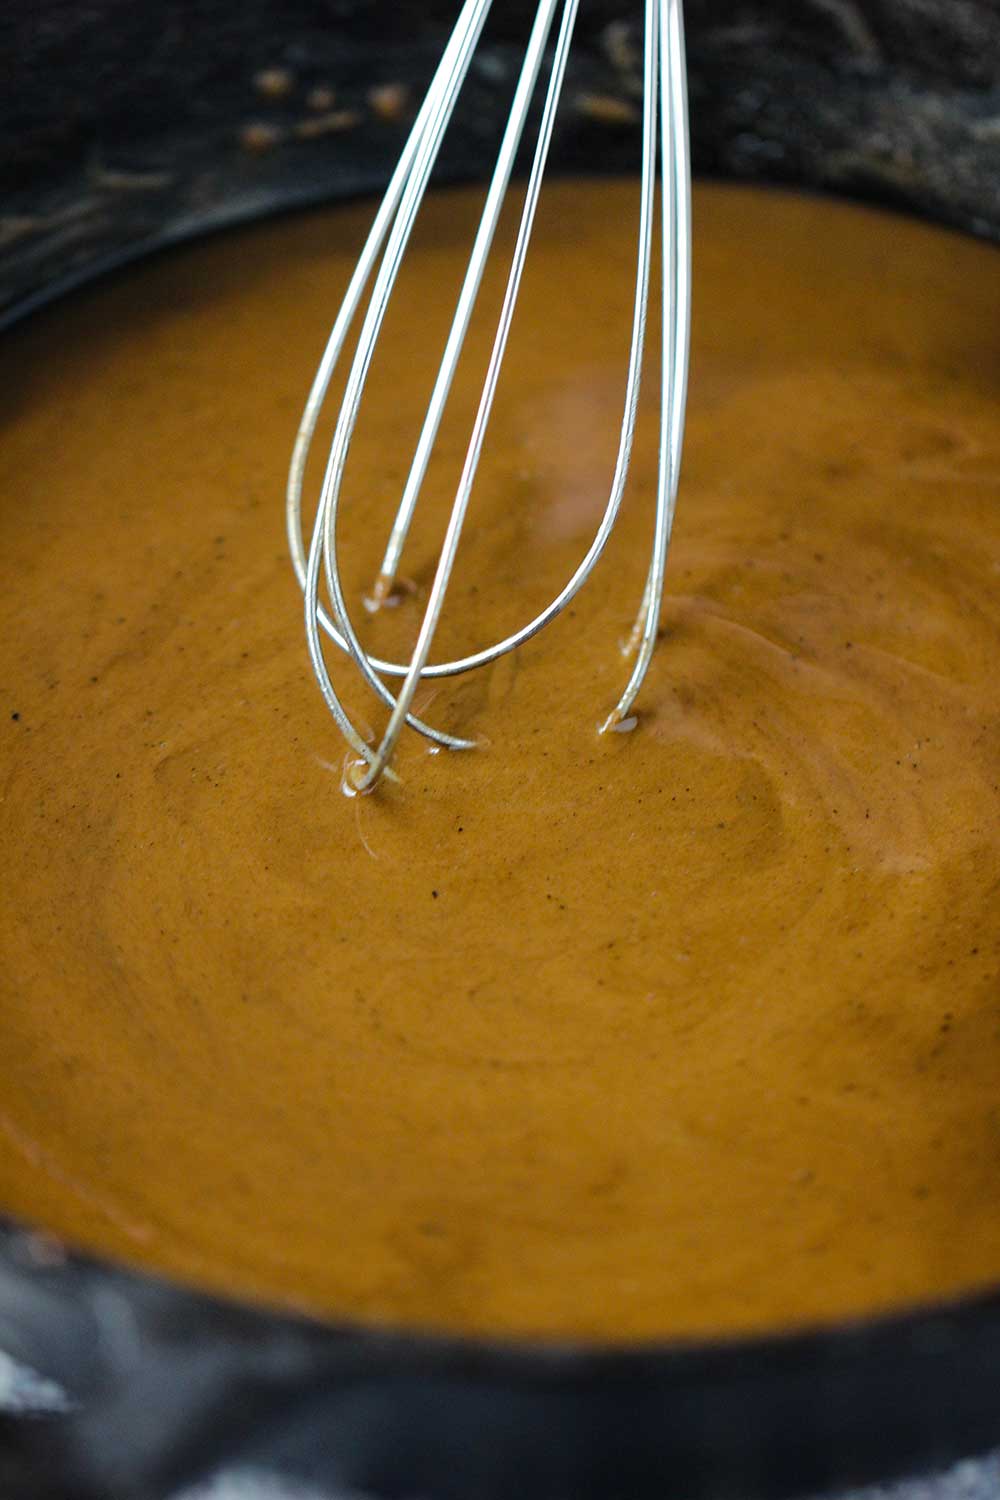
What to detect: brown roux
<box><xmin>1</xmin><ymin>183</ymin><xmax>999</xmax><ymax>1342</ymax></box>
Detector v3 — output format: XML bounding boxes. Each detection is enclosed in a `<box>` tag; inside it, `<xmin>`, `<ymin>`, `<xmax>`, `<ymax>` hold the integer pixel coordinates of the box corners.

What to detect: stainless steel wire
<box><xmin>286</xmin><ymin>0</ymin><xmax>691</xmax><ymax>793</ymax></box>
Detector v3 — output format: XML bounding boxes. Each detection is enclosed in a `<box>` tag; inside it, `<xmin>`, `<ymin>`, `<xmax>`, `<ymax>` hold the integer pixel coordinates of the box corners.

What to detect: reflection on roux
<box><xmin>0</xmin><ymin>182</ymin><xmax>999</xmax><ymax>1342</ymax></box>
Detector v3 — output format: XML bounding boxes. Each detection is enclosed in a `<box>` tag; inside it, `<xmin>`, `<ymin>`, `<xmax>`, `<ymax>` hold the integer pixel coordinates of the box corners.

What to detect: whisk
<box><xmin>286</xmin><ymin>0</ymin><xmax>691</xmax><ymax>793</ymax></box>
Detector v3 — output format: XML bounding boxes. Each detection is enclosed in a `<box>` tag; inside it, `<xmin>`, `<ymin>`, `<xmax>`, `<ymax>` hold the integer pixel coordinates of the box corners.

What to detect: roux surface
<box><xmin>1</xmin><ymin>182</ymin><xmax>999</xmax><ymax>1342</ymax></box>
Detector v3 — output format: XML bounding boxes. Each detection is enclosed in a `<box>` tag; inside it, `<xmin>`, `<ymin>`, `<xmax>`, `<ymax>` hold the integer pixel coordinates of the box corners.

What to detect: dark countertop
<box><xmin>3</xmin><ymin>0</ymin><xmax>1000</xmax><ymax>323</ymax></box>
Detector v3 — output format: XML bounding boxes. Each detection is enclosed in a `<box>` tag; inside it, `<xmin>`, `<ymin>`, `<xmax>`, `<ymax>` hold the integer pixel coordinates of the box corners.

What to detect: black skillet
<box><xmin>2</xmin><ymin>3</ymin><xmax>999</xmax><ymax>1496</ymax></box>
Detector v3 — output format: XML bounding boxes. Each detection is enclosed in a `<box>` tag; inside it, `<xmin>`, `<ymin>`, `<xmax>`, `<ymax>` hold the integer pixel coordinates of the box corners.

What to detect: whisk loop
<box><xmin>286</xmin><ymin>0</ymin><xmax>691</xmax><ymax>793</ymax></box>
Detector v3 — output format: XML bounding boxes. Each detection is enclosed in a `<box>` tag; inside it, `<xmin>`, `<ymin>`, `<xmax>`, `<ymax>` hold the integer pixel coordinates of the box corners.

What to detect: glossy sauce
<box><xmin>1</xmin><ymin>182</ymin><xmax>999</xmax><ymax>1341</ymax></box>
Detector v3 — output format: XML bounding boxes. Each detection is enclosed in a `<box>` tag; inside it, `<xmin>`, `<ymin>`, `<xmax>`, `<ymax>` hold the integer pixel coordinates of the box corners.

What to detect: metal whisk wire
<box><xmin>286</xmin><ymin>0</ymin><xmax>691</xmax><ymax>793</ymax></box>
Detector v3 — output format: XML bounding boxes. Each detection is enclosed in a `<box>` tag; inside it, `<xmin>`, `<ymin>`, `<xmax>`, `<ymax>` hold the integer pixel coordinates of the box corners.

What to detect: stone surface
<box><xmin>4</xmin><ymin>1217</ymin><xmax>1000</xmax><ymax>1500</ymax></box>
<box><xmin>3</xmin><ymin>1</ymin><xmax>1000</xmax><ymax>321</ymax></box>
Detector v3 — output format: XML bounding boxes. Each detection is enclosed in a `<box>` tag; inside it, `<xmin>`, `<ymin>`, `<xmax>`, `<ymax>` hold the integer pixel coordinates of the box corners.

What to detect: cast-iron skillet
<box><xmin>2</xmin><ymin>3</ymin><xmax>999</xmax><ymax>1496</ymax></box>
